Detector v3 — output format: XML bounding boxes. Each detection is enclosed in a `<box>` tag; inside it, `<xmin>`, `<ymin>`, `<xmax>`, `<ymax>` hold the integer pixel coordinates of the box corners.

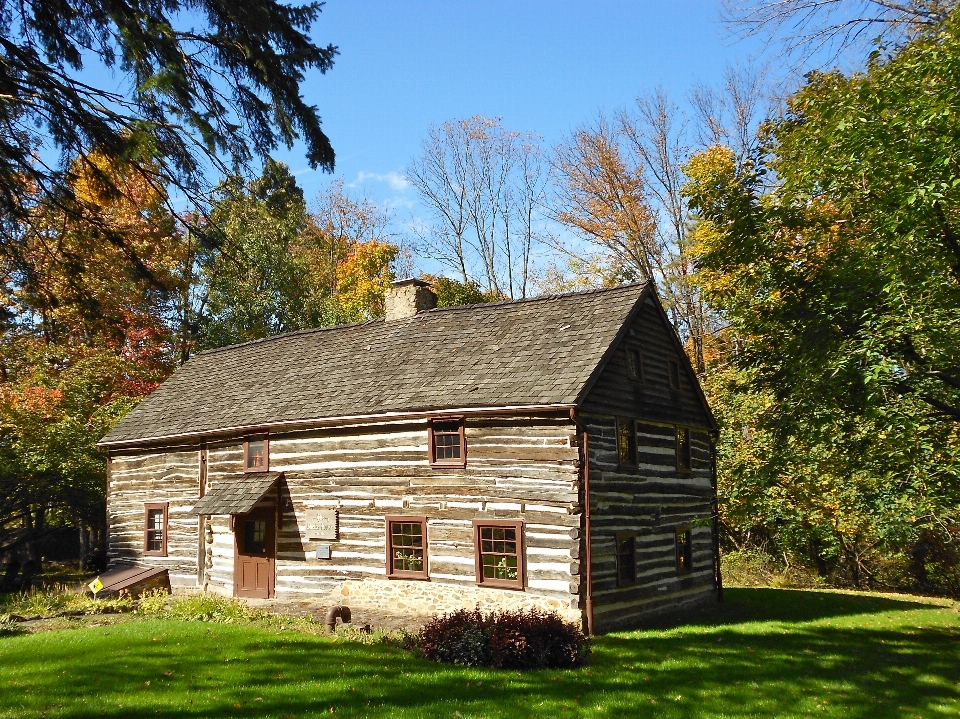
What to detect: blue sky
<box><xmin>273</xmin><ymin>1</ymin><xmax>767</xmax><ymax>215</ymax></box>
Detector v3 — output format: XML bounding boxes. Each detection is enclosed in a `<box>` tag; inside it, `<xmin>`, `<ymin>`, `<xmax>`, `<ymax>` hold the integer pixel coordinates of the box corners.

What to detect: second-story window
<box><xmin>244</xmin><ymin>437</ymin><xmax>269</xmax><ymax>472</ymax></box>
<box><xmin>617</xmin><ymin>417</ymin><xmax>637</xmax><ymax>467</ymax></box>
<box><xmin>676</xmin><ymin>426</ymin><xmax>691</xmax><ymax>472</ymax></box>
<box><xmin>429</xmin><ymin>418</ymin><xmax>466</xmax><ymax>468</ymax></box>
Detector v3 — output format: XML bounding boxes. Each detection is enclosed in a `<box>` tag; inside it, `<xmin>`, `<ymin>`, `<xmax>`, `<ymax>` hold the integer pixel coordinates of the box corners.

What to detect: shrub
<box><xmin>165</xmin><ymin>594</ymin><xmax>266</xmax><ymax>623</ymax></box>
<box><xmin>722</xmin><ymin>548</ymin><xmax>824</xmax><ymax>589</ymax></box>
<box><xmin>0</xmin><ymin>587</ymin><xmax>134</xmax><ymax>618</ymax></box>
<box><xmin>415</xmin><ymin>607</ymin><xmax>589</xmax><ymax>670</ymax></box>
<box><xmin>136</xmin><ymin>588</ymin><xmax>170</xmax><ymax>616</ymax></box>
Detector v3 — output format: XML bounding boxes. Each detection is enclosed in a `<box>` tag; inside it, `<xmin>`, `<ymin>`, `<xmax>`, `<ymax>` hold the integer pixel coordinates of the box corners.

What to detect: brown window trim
<box><xmin>676</xmin><ymin>526</ymin><xmax>693</xmax><ymax>575</ymax></box>
<box><xmin>676</xmin><ymin>426</ymin><xmax>692</xmax><ymax>473</ymax></box>
<box><xmin>617</xmin><ymin>417</ymin><xmax>638</xmax><ymax>468</ymax></box>
<box><xmin>626</xmin><ymin>346</ymin><xmax>645</xmax><ymax>383</ymax></box>
<box><xmin>385</xmin><ymin>515</ymin><xmax>429</xmax><ymax>580</ymax></box>
<box><xmin>668</xmin><ymin>358</ymin><xmax>681</xmax><ymax>391</ymax></box>
<box><xmin>243</xmin><ymin>435</ymin><xmax>270</xmax><ymax>473</ymax></box>
<box><xmin>615</xmin><ymin>532</ymin><xmax>637</xmax><ymax>587</ymax></box>
<box><xmin>428</xmin><ymin>416</ymin><xmax>466</xmax><ymax>468</ymax></box>
<box><xmin>143</xmin><ymin>502</ymin><xmax>169</xmax><ymax>557</ymax></box>
<box><xmin>473</xmin><ymin>519</ymin><xmax>524</xmax><ymax>590</ymax></box>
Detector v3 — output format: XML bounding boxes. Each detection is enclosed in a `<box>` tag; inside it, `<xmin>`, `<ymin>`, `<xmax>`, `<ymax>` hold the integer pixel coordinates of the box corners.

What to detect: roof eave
<box><xmin>97</xmin><ymin>402</ymin><xmax>578</xmax><ymax>451</ymax></box>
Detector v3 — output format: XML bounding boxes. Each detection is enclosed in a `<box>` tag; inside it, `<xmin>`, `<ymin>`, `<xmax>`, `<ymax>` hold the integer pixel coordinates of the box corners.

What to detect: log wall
<box><xmin>108</xmin><ymin>413</ymin><xmax>584</xmax><ymax>615</ymax></box>
<box><xmin>106</xmin><ymin>449</ymin><xmax>202</xmax><ymax>588</ymax></box>
<box><xmin>581</xmin><ymin>294</ymin><xmax>719</xmax><ymax>632</ymax></box>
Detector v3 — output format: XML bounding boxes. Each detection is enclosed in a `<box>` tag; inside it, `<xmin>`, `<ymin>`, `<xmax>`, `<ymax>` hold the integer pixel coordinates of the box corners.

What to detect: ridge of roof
<box><xmin>192</xmin><ymin>281</ymin><xmax>652</xmax><ymax>358</ymax></box>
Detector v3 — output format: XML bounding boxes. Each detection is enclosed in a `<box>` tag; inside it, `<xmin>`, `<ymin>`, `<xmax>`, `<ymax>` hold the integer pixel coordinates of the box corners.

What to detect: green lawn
<box><xmin>1</xmin><ymin>588</ymin><xmax>958</xmax><ymax>719</ymax></box>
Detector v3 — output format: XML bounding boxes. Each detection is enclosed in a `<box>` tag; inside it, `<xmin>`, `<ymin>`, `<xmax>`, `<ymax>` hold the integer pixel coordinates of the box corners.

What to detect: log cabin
<box><xmin>98</xmin><ymin>279</ymin><xmax>721</xmax><ymax>633</ymax></box>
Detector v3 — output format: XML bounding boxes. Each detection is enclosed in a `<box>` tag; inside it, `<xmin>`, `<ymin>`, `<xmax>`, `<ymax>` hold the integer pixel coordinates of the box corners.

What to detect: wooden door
<box><xmin>234</xmin><ymin>509</ymin><xmax>275</xmax><ymax>598</ymax></box>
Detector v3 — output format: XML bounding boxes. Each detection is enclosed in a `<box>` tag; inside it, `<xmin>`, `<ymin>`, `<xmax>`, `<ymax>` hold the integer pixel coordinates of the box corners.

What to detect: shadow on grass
<box><xmin>0</xmin><ymin>588</ymin><xmax>957</xmax><ymax>719</ymax></box>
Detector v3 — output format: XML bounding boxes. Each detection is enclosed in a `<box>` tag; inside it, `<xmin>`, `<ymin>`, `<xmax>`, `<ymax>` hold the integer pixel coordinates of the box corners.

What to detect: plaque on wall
<box><xmin>305</xmin><ymin>508</ymin><xmax>338</xmax><ymax>540</ymax></box>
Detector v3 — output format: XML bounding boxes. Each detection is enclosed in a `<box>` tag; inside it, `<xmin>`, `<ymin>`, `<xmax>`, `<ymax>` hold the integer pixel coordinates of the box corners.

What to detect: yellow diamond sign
<box><xmin>88</xmin><ymin>577</ymin><xmax>104</xmax><ymax>595</ymax></box>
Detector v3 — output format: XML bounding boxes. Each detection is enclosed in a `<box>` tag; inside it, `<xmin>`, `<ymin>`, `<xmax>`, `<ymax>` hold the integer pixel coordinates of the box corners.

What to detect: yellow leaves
<box><xmin>682</xmin><ymin>145</ymin><xmax>738</xmax><ymax>204</ymax></box>
<box><xmin>334</xmin><ymin>240</ymin><xmax>397</xmax><ymax>321</ymax></box>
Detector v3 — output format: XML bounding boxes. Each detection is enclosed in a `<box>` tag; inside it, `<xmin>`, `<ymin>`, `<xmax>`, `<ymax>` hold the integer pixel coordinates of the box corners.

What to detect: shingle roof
<box><xmin>189</xmin><ymin>472</ymin><xmax>280</xmax><ymax>515</ymax></box>
<box><xmin>100</xmin><ymin>283</ymin><xmax>651</xmax><ymax>446</ymax></box>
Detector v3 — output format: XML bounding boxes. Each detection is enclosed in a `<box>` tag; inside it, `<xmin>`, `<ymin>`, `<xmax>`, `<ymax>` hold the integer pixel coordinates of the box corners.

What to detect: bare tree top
<box><xmin>723</xmin><ymin>0</ymin><xmax>958</xmax><ymax>64</ymax></box>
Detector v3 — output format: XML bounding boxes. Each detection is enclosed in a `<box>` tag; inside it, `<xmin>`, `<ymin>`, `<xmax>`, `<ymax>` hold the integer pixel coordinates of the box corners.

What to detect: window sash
<box><xmin>617</xmin><ymin>417</ymin><xmax>637</xmax><ymax>467</ymax></box>
<box><xmin>676</xmin><ymin>528</ymin><xmax>693</xmax><ymax>574</ymax></box>
<box><xmin>429</xmin><ymin>418</ymin><xmax>466</xmax><ymax>467</ymax></box>
<box><xmin>244</xmin><ymin>437</ymin><xmax>269</xmax><ymax>472</ymax></box>
<box><xmin>668</xmin><ymin>359</ymin><xmax>681</xmax><ymax>390</ymax></box>
<box><xmin>627</xmin><ymin>348</ymin><xmax>644</xmax><ymax>382</ymax></box>
<box><xmin>385</xmin><ymin>516</ymin><xmax>428</xmax><ymax>579</ymax></box>
<box><xmin>143</xmin><ymin>503</ymin><xmax>168</xmax><ymax>556</ymax></box>
<box><xmin>676</xmin><ymin>426</ymin><xmax>691</xmax><ymax>472</ymax></box>
<box><xmin>473</xmin><ymin>520</ymin><xmax>523</xmax><ymax>589</ymax></box>
<box><xmin>616</xmin><ymin>534</ymin><xmax>637</xmax><ymax>586</ymax></box>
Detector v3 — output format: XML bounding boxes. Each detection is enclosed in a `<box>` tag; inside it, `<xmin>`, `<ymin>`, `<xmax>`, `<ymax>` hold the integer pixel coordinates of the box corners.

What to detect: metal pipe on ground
<box><xmin>325</xmin><ymin>605</ymin><xmax>352</xmax><ymax>632</ymax></box>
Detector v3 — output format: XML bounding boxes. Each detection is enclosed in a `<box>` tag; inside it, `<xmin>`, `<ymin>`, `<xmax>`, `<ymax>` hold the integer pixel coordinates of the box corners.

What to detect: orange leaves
<box><xmin>553</xmin><ymin>122</ymin><xmax>658</xmax><ymax>280</ymax></box>
<box><xmin>2</xmin><ymin>386</ymin><xmax>65</xmax><ymax>419</ymax></box>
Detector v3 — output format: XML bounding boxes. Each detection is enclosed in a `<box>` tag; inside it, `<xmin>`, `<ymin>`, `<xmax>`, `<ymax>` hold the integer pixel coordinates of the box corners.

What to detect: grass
<box><xmin>0</xmin><ymin>588</ymin><xmax>958</xmax><ymax>719</ymax></box>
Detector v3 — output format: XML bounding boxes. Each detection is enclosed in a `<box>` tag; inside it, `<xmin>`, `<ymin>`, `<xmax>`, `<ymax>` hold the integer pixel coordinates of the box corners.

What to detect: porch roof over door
<box><xmin>189</xmin><ymin>472</ymin><xmax>281</xmax><ymax>515</ymax></box>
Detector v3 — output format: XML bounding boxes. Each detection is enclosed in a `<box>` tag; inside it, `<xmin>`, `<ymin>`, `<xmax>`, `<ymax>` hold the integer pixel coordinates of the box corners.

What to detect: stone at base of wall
<box><xmin>334</xmin><ymin>578</ymin><xmax>583</xmax><ymax>626</ymax></box>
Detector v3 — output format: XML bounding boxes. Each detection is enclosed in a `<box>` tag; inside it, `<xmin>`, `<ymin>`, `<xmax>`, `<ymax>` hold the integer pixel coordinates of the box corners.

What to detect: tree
<box><xmin>406</xmin><ymin>116</ymin><xmax>546</xmax><ymax>299</ymax></box>
<box><xmin>421</xmin><ymin>275</ymin><xmax>505</xmax><ymax>308</ymax></box>
<box><xmin>684</xmin><ymin>13</ymin><xmax>960</xmax><ymax>590</ymax></box>
<box><xmin>549</xmin><ymin>75</ymin><xmax>769</xmax><ymax>374</ymax></box>
<box><xmin>0</xmin><ymin>0</ymin><xmax>337</xmax><ymax>288</ymax></box>
<box><xmin>723</xmin><ymin>0</ymin><xmax>959</xmax><ymax>63</ymax></box>
<box><xmin>198</xmin><ymin>165</ymin><xmax>402</xmax><ymax>348</ymax></box>
<box><xmin>199</xmin><ymin>160</ymin><xmax>315</xmax><ymax>348</ymax></box>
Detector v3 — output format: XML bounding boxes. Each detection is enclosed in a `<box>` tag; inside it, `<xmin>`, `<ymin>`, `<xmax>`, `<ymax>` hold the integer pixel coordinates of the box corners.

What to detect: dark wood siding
<box><xmin>580</xmin><ymin>295</ymin><xmax>713</xmax><ymax>429</ymax></box>
<box><xmin>580</xmin><ymin>295</ymin><xmax>717</xmax><ymax>631</ymax></box>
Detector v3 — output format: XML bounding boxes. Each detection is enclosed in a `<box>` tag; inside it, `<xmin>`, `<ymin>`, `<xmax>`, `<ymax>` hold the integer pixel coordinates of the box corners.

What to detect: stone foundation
<box><xmin>333</xmin><ymin>578</ymin><xmax>583</xmax><ymax>625</ymax></box>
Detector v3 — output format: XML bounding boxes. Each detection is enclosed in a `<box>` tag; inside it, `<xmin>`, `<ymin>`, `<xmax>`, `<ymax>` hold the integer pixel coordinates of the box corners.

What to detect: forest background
<box><xmin>2</xmin><ymin>0</ymin><xmax>959</xmax><ymax>597</ymax></box>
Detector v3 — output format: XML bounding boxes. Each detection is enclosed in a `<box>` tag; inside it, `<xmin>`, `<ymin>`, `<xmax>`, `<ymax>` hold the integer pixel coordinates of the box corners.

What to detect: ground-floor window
<box><xmin>143</xmin><ymin>502</ymin><xmax>168</xmax><ymax>556</ymax></box>
<box><xmin>473</xmin><ymin>520</ymin><xmax>524</xmax><ymax>589</ymax></box>
<box><xmin>676</xmin><ymin>527</ymin><xmax>693</xmax><ymax>574</ymax></box>
<box><xmin>385</xmin><ymin>516</ymin><xmax>428</xmax><ymax>579</ymax></box>
<box><xmin>616</xmin><ymin>533</ymin><xmax>637</xmax><ymax>586</ymax></box>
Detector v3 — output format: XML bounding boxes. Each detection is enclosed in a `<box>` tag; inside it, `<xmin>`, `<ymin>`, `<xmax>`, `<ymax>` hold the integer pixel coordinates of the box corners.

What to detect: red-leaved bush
<box><xmin>414</xmin><ymin>607</ymin><xmax>589</xmax><ymax>669</ymax></box>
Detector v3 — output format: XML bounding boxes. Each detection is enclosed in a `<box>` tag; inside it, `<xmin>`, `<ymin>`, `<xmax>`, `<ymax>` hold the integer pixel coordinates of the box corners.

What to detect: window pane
<box><xmin>617</xmin><ymin>418</ymin><xmax>637</xmax><ymax>465</ymax></box>
<box><xmin>628</xmin><ymin>349</ymin><xmax>643</xmax><ymax>380</ymax></box>
<box><xmin>669</xmin><ymin>360</ymin><xmax>681</xmax><ymax>390</ymax></box>
<box><xmin>432</xmin><ymin>422</ymin><xmax>463</xmax><ymax>463</ymax></box>
<box><xmin>244</xmin><ymin>519</ymin><xmax>267</xmax><ymax>553</ymax></box>
<box><xmin>677</xmin><ymin>427</ymin><xmax>691</xmax><ymax>471</ymax></box>
<box><xmin>477</xmin><ymin>524</ymin><xmax>520</xmax><ymax>585</ymax></box>
<box><xmin>147</xmin><ymin>509</ymin><xmax>163</xmax><ymax>551</ymax></box>
<box><xmin>617</xmin><ymin>536</ymin><xmax>636</xmax><ymax>585</ymax></box>
<box><xmin>247</xmin><ymin>440</ymin><xmax>266</xmax><ymax>469</ymax></box>
<box><xmin>390</xmin><ymin>521</ymin><xmax>424</xmax><ymax>574</ymax></box>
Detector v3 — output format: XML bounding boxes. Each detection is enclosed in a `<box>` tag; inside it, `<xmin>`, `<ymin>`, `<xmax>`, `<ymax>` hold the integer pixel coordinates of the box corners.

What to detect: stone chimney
<box><xmin>384</xmin><ymin>278</ymin><xmax>437</xmax><ymax>321</ymax></box>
